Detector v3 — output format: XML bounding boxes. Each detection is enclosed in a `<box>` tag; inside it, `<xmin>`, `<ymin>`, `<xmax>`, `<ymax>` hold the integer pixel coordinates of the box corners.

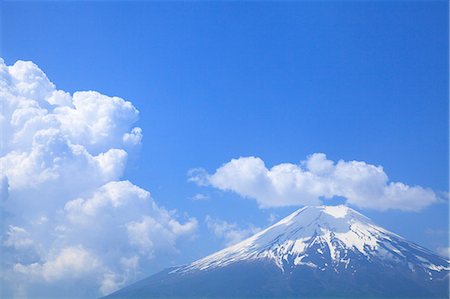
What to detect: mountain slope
<box><xmin>105</xmin><ymin>205</ymin><xmax>449</xmax><ymax>298</ymax></box>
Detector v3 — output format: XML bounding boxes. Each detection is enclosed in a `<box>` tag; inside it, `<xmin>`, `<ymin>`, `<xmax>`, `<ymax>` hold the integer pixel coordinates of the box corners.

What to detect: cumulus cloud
<box><xmin>14</xmin><ymin>246</ymin><xmax>101</xmax><ymax>282</ymax></box>
<box><xmin>189</xmin><ymin>154</ymin><xmax>438</xmax><ymax>211</ymax></box>
<box><xmin>205</xmin><ymin>216</ymin><xmax>261</xmax><ymax>246</ymax></box>
<box><xmin>0</xmin><ymin>59</ymin><xmax>197</xmax><ymax>298</ymax></box>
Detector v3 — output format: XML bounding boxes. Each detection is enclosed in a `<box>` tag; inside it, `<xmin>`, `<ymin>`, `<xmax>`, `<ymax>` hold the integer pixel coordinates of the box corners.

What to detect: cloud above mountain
<box><xmin>189</xmin><ymin>154</ymin><xmax>439</xmax><ymax>211</ymax></box>
<box><xmin>0</xmin><ymin>59</ymin><xmax>197</xmax><ymax>297</ymax></box>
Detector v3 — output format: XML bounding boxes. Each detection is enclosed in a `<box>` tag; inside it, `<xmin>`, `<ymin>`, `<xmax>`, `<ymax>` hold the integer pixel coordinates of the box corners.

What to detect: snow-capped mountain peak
<box><xmin>178</xmin><ymin>205</ymin><xmax>448</xmax><ymax>275</ymax></box>
<box><xmin>106</xmin><ymin>205</ymin><xmax>449</xmax><ymax>299</ymax></box>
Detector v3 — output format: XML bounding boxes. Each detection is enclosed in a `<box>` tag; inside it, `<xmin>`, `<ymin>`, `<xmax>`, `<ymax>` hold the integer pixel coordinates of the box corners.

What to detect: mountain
<box><xmin>104</xmin><ymin>205</ymin><xmax>449</xmax><ymax>298</ymax></box>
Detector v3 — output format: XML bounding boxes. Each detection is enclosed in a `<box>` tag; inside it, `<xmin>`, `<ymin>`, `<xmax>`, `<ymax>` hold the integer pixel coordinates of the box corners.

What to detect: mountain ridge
<box><xmin>104</xmin><ymin>205</ymin><xmax>449</xmax><ymax>298</ymax></box>
<box><xmin>175</xmin><ymin>205</ymin><xmax>447</xmax><ymax>274</ymax></box>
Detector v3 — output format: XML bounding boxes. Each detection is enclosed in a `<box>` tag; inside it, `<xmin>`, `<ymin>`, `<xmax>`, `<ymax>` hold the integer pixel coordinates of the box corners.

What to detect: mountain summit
<box><xmin>105</xmin><ymin>205</ymin><xmax>449</xmax><ymax>298</ymax></box>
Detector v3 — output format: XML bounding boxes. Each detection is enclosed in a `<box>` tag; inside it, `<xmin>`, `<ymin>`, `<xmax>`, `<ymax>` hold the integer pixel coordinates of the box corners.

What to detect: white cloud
<box><xmin>191</xmin><ymin>193</ymin><xmax>209</xmax><ymax>201</ymax></box>
<box><xmin>205</xmin><ymin>216</ymin><xmax>260</xmax><ymax>246</ymax></box>
<box><xmin>187</xmin><ymin>168</ymin><xmax>210</xmax><ymax>186</ymax></box>
<box><xmin>64</xmin><ymin>180</ymin><xmax>150</xmax><ymax>222</ymax></box>
<box><xmin>267</xmin><ymin>213</ymin><xmax>278</xmax><ymax>224</ymax></box>
<box><xmin>3</xmin><ymin>226</ymin><xmax>33</xmax><ymax>250</ymax></box>
<box><xmin>126</xmin><ymin>215</ymin><xmax>197</xmax><ymax>257</ymax></box>
<box><xmin>14</xmin><ymin>246</ymin><xmax>101</xmax><ymax>282</ymax></box>
<box><xmin>0</xmin><ymin>59</ymin><xmax>197</xmax><ymax>297</ymax></box>
<box><xmin>189</xmin><ymin>153</ymin><xmax>438</xmax><ymax>211</ymax></box>
<box><xmin>437</xmin><ymin>247</ymin><xmax>450</xmax><ymax>258</ymax></box>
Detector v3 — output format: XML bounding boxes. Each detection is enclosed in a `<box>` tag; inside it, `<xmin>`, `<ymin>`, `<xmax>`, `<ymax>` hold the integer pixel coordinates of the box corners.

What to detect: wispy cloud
<box><xmin>0</xmin><ymin>59</ymin><xmax>197</xmax><ymax>297</ymax></box>
<box><xmin>189</xmin><ymin>154</ymin><xmax>439</xmax><ymax>211</ymax></box>
<box><xmin>190</xmin><ymin>193</ymin><xmax>209</xmax><ymax>201</ymax></box>
<box><xmin>436</xmin><ymin>247</ymin><xmax>450</xmax><ymax>258</ymax></box>
<box><xmin>205</xmin><ymin>216</ymin><xmax>260</xmax><ymax>246</ymax></box>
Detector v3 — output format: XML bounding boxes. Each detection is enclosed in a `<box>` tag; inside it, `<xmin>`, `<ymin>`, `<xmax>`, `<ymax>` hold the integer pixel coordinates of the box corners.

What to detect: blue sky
<box><xmin>1</xmin><ymin>1</ymin><xmax>448</xmax><ymax>297</ymax></box>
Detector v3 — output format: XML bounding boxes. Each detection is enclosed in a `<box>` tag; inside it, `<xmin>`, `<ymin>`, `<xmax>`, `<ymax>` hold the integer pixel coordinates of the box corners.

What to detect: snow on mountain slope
<box><xmin>176</xmin><ymin>205</ymin><xmax>449</xmax><ymax>276</ymax></box>
<box><xmin>105</xmin><ymin>205</ymin><xmax>449</xmax><ymax>299</ymax></box>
